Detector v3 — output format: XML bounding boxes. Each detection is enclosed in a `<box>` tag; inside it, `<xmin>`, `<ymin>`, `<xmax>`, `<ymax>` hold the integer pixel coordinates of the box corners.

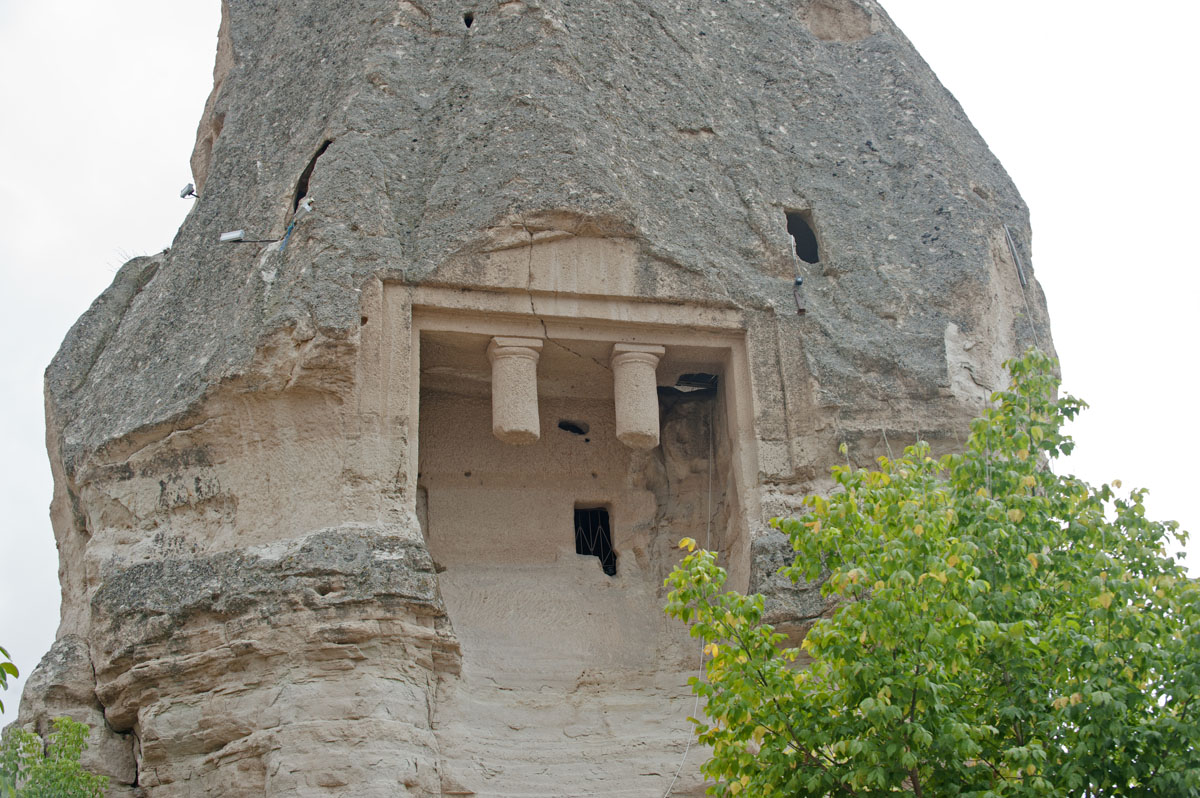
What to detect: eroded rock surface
<box><xmin>19</xmin><ymin>1</ymin><xmax>1053</xmax><ymax>795</ymax></box>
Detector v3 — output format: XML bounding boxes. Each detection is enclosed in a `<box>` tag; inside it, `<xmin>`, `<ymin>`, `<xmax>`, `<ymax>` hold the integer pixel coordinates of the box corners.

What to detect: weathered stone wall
<box><xmin>421</xmin><ymin>388</ymin><xmax>722</xmax><ymax>795</ymax></box>
<box><xmin>18</xmin><ymin>0</ymin><xmax>1053</xmax><ymax>795</ymax></box>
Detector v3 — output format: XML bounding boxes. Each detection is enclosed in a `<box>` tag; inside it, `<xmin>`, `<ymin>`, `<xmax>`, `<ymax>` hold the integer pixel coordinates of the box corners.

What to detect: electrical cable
<box><xmin>662</xmin><ymin>403</ymin><xmax>715</xmax><ymax>797</ymax></box>
<box><xmin>1003</xmin><ymin>223</ymin><xmax>1044</xmax><ymax>351</ymax></box>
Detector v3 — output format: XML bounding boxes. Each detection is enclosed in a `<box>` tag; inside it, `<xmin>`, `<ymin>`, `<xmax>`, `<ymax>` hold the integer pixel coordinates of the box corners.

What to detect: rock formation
<box><xmin>16</xmin><ymin>0</ymin><xmax>1053</xmax><ymax>795</ymax></box>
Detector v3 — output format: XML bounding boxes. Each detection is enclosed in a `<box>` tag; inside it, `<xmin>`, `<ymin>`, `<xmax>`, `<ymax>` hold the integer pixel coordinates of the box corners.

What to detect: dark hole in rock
<box><xmin>663</xmin><ymin>373</ymin><xmax>719</xmax><ymax>396</ymax></box>
<box><xmin>558</xmin><ymin>419</ymin><xmax>590</xmax><ymax>435</ymax></box>
<box><xmin>360</xmin><ymin>316</ymin><xmax>369</xmax><ymax>325</ymax></box>
<box><xmin>575</xmin><ymin>507</ymin><xmax>616</xmax><ymax>576</ymax></box>
<box><xmin>293</xmin><ymin>139</ymin><xmax>331</xmax><ymax>211</ymax></box>
<box><xmin>676</xmin><ymin>372</ymin><xmax>719</xmax><ymax>392</ymax></box>
<box><xmin>786</xmin><ymin>210</ymin><xmax>820</xmax><ymax>264</ymax></box>
<box><xmin>463</xmin><ymin>12</ymin><xmax>474</xmax><ymax>27</ymax></box>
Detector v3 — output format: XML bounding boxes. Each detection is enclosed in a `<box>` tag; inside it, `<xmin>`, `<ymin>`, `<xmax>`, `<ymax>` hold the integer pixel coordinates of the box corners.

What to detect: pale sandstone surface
<box><xmin>18</xmin><ymin>0</ymin><xmax>1053</xmax><ymax>795</ymax></box>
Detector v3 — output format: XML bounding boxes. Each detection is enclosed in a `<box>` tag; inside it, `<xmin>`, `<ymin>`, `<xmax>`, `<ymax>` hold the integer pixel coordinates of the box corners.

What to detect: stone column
<box><xmin>611</xmin><ymin>343</ymin><xmax>666</xmax><ymax>449</ymax></box>
<box><xmin>487</xmin><ymin>337</ymin><xmax>543</xmax><ymax>445</ymax></box>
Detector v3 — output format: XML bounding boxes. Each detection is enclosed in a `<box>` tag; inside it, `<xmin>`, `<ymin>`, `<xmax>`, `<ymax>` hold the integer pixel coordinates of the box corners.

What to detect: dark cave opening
<box><xmin>786</xmin><ymin>210</ymin><xmax>820</xmax><ymax>264</ymax></box>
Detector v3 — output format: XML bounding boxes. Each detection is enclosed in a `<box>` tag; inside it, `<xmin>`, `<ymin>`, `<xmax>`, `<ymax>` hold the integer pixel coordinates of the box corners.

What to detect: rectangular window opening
<box><xmin>574</xmin><ymin>507</ymin><xmax>616</xmax><ymax>576</ymax></box>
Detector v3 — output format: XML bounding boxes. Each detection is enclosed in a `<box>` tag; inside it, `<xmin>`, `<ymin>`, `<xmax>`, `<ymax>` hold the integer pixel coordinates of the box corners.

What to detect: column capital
<box><xmin>611</xmin><ymin>343</ymin><xmax>665</xmax><ymax>358</ymax></box>
<box><xmin>488</xmin><ymin>336</ymin><xmax>544</xmax><ymax>363</ymax></box>
<box><xmin>611</xmin><ymin>343</ymin><xmax>665</xmax><ymax>370</ymax></box>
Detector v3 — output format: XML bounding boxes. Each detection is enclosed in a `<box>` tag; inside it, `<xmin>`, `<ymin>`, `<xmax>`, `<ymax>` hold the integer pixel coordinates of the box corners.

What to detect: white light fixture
<box><xmin>219</xmin><ymin>230</ymin><xmax>246</xmax><ymax>243</ymax></box>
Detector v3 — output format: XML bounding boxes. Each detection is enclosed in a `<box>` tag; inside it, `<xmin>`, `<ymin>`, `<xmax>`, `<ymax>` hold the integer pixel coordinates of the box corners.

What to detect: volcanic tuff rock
<box><xmin>19</xmin><ymin>0</ymin><xmax>1053</xmax><ymax>795</ymax></box>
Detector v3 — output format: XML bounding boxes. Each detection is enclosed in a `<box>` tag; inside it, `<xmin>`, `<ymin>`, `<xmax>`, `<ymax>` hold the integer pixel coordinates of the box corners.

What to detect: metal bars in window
<box><xmin>574</xmin><ymin>507</ymin><xmax>616</xmax><ymax>576</ymax></box>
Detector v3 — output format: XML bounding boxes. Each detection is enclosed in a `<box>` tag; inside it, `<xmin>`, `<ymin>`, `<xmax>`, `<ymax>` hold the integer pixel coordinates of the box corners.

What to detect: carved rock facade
<box><xmin>18</xmin><ymin>1</ymin><xmax>1052</xmax><ymax>795</ymax></box>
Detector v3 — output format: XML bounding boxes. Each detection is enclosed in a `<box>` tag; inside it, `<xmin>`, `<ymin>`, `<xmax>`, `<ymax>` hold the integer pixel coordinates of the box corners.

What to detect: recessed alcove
<box><xmin>410</xmin><ymin>307</ymin><xmax>755</xmax><ymax>795</ymax></box>
<box><xmin>415</xmin><ymin>329</ymin><xmax>743</xmax><ymax>582</ymax></box>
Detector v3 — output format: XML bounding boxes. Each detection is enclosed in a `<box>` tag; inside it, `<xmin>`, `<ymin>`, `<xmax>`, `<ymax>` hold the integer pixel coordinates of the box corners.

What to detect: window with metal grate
<box><xmin>574</xmin><ymin>507</ymin><xmax>616</xmax><ymax>576</ymax></box>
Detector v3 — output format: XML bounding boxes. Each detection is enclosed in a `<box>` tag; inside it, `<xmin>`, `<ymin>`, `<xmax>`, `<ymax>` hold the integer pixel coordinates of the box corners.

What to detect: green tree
<box><xmin>666</xmin><ymin>350</ymin><xmax>1200</xmax><ymax>796</ymax></box>
<box><xmin>0</xmin><ymin>717</ymin><xmax>108</xmax><ymax>798</ymax></box>
<box><xmin>0</xmin><ymin>647</ymin><xmax>15</xmax><ymax>714</ymax></box>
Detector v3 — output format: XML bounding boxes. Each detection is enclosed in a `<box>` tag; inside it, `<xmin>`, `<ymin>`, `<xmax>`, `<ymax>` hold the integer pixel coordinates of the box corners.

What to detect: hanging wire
<box><xmin>663</xmin><ymin>403</ymin><xmax>716</xmax><ymax>797</ymax></box>
<box><xmin>1003</xmin><ymin>223</ymin><xmax>1044</xmax><ymax>351</ymax></box>
<box><xmin>789</xmin><ymin>233</ymin><xmax>807</xmax><ymax>315</ymax></box>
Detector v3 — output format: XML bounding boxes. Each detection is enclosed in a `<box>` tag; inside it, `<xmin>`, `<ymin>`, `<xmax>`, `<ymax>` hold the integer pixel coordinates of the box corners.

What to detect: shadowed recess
<box><xmin>293</xmin><ymin>140</ymin><xmax>331</xmax><ymax>211</ymax></box>
<box><xmin>786</xmin><ymin>210</ymin><xmax>820</xmax><ymax>264</ymax></box>
<box><xmin>575</xmin><ymin>507</ymin><xmax>616</xmax><ymax>576</ymax></box>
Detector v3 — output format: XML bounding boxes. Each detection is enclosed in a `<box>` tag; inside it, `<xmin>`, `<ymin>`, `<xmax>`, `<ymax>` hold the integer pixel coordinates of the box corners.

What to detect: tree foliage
<box><xmin>0</xmin><ymin>647</ymin><xmax>15</xmax><ymax>715</ymax></box>
<box><xmin>666</xmin><ymin>350</ymin><xmax>1200</xmax><ymax>796</ymax></box>
<box><xmin>0</xmin><ymin>717</ymin><xmax>108</xmax><ymax>798</ymax></box>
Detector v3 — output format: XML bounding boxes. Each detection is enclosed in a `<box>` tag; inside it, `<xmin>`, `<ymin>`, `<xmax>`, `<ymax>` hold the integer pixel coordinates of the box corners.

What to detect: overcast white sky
<box><xmin>1</xmin><ymin>1</ymin><xmax>1197</xmax><ymax>710</ymax></box>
